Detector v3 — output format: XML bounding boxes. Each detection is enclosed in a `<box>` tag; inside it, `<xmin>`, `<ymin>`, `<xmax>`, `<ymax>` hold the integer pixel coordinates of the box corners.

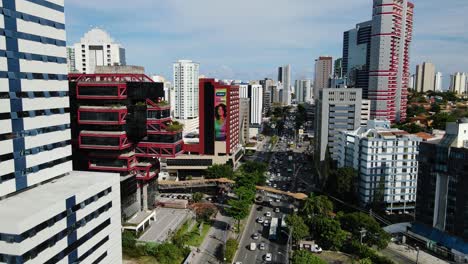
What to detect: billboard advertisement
<box><xmin>214</xmin><ymin>88</ymin><xmax>227</xmax><ymax>141</ymax></box>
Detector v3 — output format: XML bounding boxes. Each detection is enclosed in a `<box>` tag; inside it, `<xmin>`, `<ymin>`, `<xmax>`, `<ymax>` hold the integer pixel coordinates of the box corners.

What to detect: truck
<box><xmin>269</xmin><ymin>217</ymin><xmax>279</xmax><ymax>240</ymax></box>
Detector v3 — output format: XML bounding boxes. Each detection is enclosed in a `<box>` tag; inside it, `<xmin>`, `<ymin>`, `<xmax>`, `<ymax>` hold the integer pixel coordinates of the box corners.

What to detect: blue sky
<box><xmin>66</xmin><ymin>0</ymin><xmax>468</xmax><ymax>88</ymax></box>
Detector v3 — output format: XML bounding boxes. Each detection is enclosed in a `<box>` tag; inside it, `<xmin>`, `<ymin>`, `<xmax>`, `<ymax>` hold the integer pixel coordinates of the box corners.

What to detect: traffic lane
<box><xmin>237</xmin><ymin>203</ymin><xmax>270</xmax><ymax>264</ymax></box>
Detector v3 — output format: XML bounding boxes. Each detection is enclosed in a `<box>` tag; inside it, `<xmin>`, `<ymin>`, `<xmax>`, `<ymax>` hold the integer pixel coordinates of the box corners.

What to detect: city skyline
<box><xmin>66</xmin><ymin>0</ymin><xmax>467</xmax><ymax>86</ymax></box>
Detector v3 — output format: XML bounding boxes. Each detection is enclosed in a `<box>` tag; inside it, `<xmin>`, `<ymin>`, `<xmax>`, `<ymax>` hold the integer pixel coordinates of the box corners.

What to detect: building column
<box><xmin>143</xmin><ymin>184</ymin><xmax>148</xmax><ymax>211</ymax></box>
<box><xmin>136</xmin><ymin>184</ymin><xmax>142</xmax><ymax>211</ymax></box>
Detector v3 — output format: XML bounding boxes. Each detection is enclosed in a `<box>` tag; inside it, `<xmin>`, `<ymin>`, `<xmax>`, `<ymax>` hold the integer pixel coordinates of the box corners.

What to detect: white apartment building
<box><xmin>278</xmin><ymin>65</ymin><xmax>291</xmax><ymax>105</ymax></box>
<box><xmin>314</xmin><ymin>88</ymin><xmax>363</xmax><ymax>162</ymax></box>
<box><xmin>0</xmin><ymin>1</ymin><xmax>122</xmax><ymax>262</ymax></box>
<box><xmin>295</xmin><ymin>80</ymin><xmax>312</xmax><ymax>103</ymax></box>
<box><xmin>66</xmin><ymin>47</ymin><xmax>76</xmax><ymax>73</ymax></box>
<box><xmin>73</xmin><ymin>28</ymin><xmax>126</xmax><ymax>74</ymax></box>
<box><xmin>173</xmin><ymin>60</ymin><xmax>200</xmax><ymax>120</ymax></box>
<box><xmin>0</xmin><ymin>172</ymin><xmax>122</xmax><ymax>264</ymax></box>
<box><xmin>434</xmin><ymin>72</ymin><xmax>443</xmax><ymax>92</ymax></box>
<box><xmin>361</xmin><ymin>99</ymin><xmax>371</xmax><ymax>126</ymax></box>
<box><xmin>450</xmin><ymin>72</ymin><xmax>467</xmax><ymax>95</ymax></box>
<box><xmin>238</xmin><ymin>84</ymin><xmax>263</xmax><ymax>126</ymax></box>
<box><xmin>337</xmin><ymin>120</ymin><xmax>421</xmax><ymax>212</ymax></box>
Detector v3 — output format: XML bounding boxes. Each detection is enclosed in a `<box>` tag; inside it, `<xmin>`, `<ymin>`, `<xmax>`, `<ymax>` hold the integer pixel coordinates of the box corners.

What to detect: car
<box><xmin>234</xmin><ymin>262</ymin><xmax>243</xmax><ymax>264</ymax></box>
<box><xmin>263</xmin><ymin>220</ymin><xmax>269</xmax><ymax>227</ymax></box>
<box><xmin>250</xmin><ymin>242</ymin><xmax>257</xmax><ymax>251</ymax></box>
<box><xmin>264</xmin><ymin>253</ymin><xmax>272</xmax><ymax>261</ymax></box>
<box><xmin>252</xmin><ymin>233</ymin><xmax>260</xmax><ymax>240</ymax></box>
<box><xmin>265</xmin><ymin>212</ymin><xmax>272</xmax><ymax>217</ymax></box>
<box><xmin>275</xmin><ymin>198</ymin><xmax>280</xmax><ymax>203</ymax></box>
<box><xmin>259</xmin><ymin>243</ymin><xmax>266</xmax><ymax>250</ymax></box>
<box><xmin>273</xmin><ymin>184</ymin><xmax>277</xmax><ymax>188</ymax></box>
<box><xmin>275</xmin><ymin>208</ymin><xmax>280</xmax><ymax>213</ymax></box>
<box><xmin>268</xmin><ymin>198</ymin><xmax>273</xmax><ymax>203</ymax></box>
<box><xmin>257</xmin><ymin>217</ymin><xmax>264</xmax><ymax>223</ymax></box>
<box><xmin>310</xmin><ymin>244</ymin><xmax>323</xmax><ymax>253</ymax></box>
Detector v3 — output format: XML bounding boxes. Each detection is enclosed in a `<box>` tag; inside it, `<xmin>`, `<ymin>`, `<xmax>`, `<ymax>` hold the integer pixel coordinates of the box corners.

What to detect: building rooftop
<box><xmin>0</xmin><ymin>171</ymin><xmax>119</xmax><ymax>234</ymax></box>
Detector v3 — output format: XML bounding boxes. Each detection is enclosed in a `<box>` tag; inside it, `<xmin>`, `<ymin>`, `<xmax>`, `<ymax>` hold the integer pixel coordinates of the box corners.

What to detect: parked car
<box><xmin>250</xmin><ymin>242</ymin><xmax>257</xmax><ymax>251</ymax></box>
<box><xmin>265</xmin><ymin>212</ymin><xmax>272</xmax><ymax>217</ymax></box>
<box><xmin>259</xmin><ymin>243</ymin><xmax>266</xmax><ymax>250</ymax></box>
<box><xmin>264</xmin><ymin>253</ymin><xmax>272</xmax><ymax>261</ymax></box>
<box><xmin>257</xmin><ymin>217</ymin><xmax>264</xmax><ymax>223</ymax></box>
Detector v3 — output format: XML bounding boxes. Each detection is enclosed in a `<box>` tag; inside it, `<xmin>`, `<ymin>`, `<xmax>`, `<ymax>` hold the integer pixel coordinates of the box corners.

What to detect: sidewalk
<box><xmin>191</xmin><ymin>212</ymin><xmax>232</xmax><ymax>264</ymax></box>
<box><xmin>381</xmin><ymin>242</ymin><xmax>449</xmax><ymax>264</ymax></box>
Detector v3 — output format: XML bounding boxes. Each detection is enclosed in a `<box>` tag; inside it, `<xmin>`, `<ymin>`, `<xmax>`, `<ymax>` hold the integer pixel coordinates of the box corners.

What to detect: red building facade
<box><xmin>69</xmin><ymin>73</ymin><xmax>183</xmax><ymax>217</ymax></box>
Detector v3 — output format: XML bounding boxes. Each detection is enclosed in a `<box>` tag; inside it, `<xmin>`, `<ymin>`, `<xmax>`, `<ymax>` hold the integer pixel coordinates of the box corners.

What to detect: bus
<box><xmin>269</xmin><ymin>217</ymin><xmax>279</xmax><ymax>240</ymax></box>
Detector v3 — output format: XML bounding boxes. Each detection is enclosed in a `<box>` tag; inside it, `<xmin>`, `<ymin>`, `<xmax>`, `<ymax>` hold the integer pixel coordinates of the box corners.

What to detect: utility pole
<box><xmin>415</xmin><ymin>246</ymin><xmax>420</xmax><ymax>264</ymax></box>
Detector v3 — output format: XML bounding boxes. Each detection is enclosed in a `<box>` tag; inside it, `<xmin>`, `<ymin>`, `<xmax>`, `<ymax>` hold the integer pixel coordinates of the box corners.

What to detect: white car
<box><xmin>264</xmin><ymin>253</ymin><xmax>272</xmax><ymax>261</ymax></box>
<box><xmin>275</xmin><ymin>208</ymin><xmax>280</xmax><ymax>213</ymax></box>
<box><xmin>257</xmin><ymin>217</ymin><xmax>264</xmax><ymax>224</ymax></box>
<box><xmin>252</xmin><ymin>233</ymin><xmax>260</xmax><ymax>240</ymax></box>
<box><xmin>250</xmin><ymin>242</ymin><xmax>257</xmax><ymax>251</ymax></box>
<box><xmin>275</xmin><ymin>198</ymin><xmax>280</xmax><ymax>202</ymax></box>
<box><xmin>265</xmin><ymin>212</ymin><xmax>271</xmax><ymax>217</ymax></box>
<box><xmin>310</xmin><ymin>244</ymin><xmax>323</xmax><ymax>253</ymax></box>
<box><xmin>259</xmin><ymin>243</ymin><xmax>266</xmax><ymax>250</ymax></box>
<box><xmin>263</xmin><ymin>220</ymin><xmax>269</xmax><ymax>226</ymax></box>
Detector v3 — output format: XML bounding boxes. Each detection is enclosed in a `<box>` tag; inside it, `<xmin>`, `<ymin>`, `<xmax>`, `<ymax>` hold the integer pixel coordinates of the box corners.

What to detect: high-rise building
<box><xmin>337</xmin><ymin>120</ymin><xmax>421</xmax><ymax>212</ymax></box>
<box><xmin>259</xmin><ymin>78</ymin><xmax>275</xmax><ymax>113</ymax></box>
<box><xmin>409</xmin><ymin>74</ymin><xmax>415</xmax><ymax>90</ymax></box>
<box><xmin>165</xmin><ymin>79</ymin><xmax>243</xmax><ymax>176</ymax></box>
<box><xmin>295</xmin><ymin>80</ymin><xmax>312</xmax><ymax>103</ymax></box>
<box><xmin>414</xmin><ymin>120</ymin><xmax>468</xmax><ymax>262</ymax></box>
<box><xmin>415</xmin><ymin>62</ymin><xmax>436</xmax><ymax>93</ymax></box>
<box><xmin>0</xmin><ymin>2</ymin><xmax>122</xmax><ymax>262</ymax></box>
<box><xmin>368</xmin><ymin>0</ymin><xmax>414</xmax><ymax>123</ymax></box>
<box><xmin>238</xmin><ymin>84</ymin><xmax>263</xmax><ymax>126</ymax></box>
<box><xmin>361</xmin><ymin>99</ymin><xmax>371</xmax><ymax>126</ymax></box>
<box><xmin>449</xmin><ymin>72</ymin><xmax>467</xmax><ymax>95</ymax></box>
<box><xmin>314</xmin><ymin>88</ymin><xmax>363</xmax><ymax>163</ymax></box>
<box><xmin>342</xmin><ymin>20</ymin><xmax>372</xmax><ymax>95</ymax></box>
<box><xmin>239</xmin><ymin>98</ymin><xmax>250</xmax><ymax>145</ymax></box>
<box><xmin>434</xmin><ymin>72</ymin><xmax>443</xmax><ymax>92</ymax></box>
<box><xmin>67</xmin><ymin>47</ymin><xmax>76</xmax><ymax>73</ymax></box>
<box><xmin>173</xmin><ymin>60</ymin><xmax>200</xmax><ymax>120</ymax></box>
<box><xmin>73</xmin><ymin>28</ymin><xmax>126</xmax><ymax>74</ymax></box>
<box><xmin>313</xmin><ymin>56</ymin><xmax>333</xmax><ymax>99</ymax></box>
<box><xmin>334</xmin><ymin>58</ymin><xmax>344</xmax><ymax>78</ymax></box>
<box><xmin>69</xmin><ymin>70</ymin><xmax>184</xmax><ymax>218</ymax></box>
<box><xmin>278</xmin><ymin>65</ymin><xmax>291</xmax><ymax>105</ymax></box>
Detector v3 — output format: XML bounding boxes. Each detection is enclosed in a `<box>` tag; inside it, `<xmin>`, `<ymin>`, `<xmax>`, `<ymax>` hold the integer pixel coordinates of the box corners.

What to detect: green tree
<box><xmin>205</xmin><ymin>164</ymin><xmax>234</xmax><ymax>179</ymax></box>
<box><xmin>338</xmin><ymin>212</ymin><xmax>390</xmax><ymax>249</ymax></box>
<box><xmin>292</xmin><ymin>250</ymin><xmax>327</xmax><ymax>264</ymax></box>
<box><xmin>153</xmin><ymin>243</ymin><xmax>188</xmax><ymax>264</ymax></box>
<box><xmin>225</xmin><ymin>239</ymin><xmax>239</xmax><ymax>263</ymax></box>
<box><xmin>326</xmin><ymin>167</ymin><xmax>358</xmax><ymax>203</ymax></box>
<box><xmin>192</xmin><ymin>192</ymin><xmax>203</xmax><ymax>203</ymax></box>
<box><xmin>430</xmin><ymin>112</ymin><xmax>457</xmax><ymax>130</ymax></box>
<box><xmin>430</xmin><ymin>103</ymin><xmax>441</xmax><ymax>113</ymax></box>
<box><xmin>358</xmin><ymin>258</ymin><xmax>373</xmax><ymax>264</ymax></box>
<box><xmin>406</xmin><ymin>105</ymin><xmax>427</xmax><ymax>117</ymax></box>
<box><xmin>285</xmin><ymin>214</ymin><xmax>310</xmax><ymax>242</ymax></box>
<box><xmin>301</xmin><ymin>194</ymin><xmax>334</xmax><ymax>218</ymax></box>
<box><xmin>233</xmin><ymin>186</ymin><xmax>256</xmax><ymax>202</ymax></box>
<box><xmin>226</xmin><ymin>198</ymin><xmax>250</xmax><ymax>230</ymax></box>
<box><xmin>309</xmin><ymin>216</ymin><xmax>348</xmax><ymax>250</ymax></box>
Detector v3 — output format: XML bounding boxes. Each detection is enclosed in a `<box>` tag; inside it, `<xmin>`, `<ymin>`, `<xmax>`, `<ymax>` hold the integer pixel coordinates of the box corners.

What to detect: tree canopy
<box><xmin>309</xmin><ymin>216</ymin><xmax>348</xmax><ymax>250</ymax></box>
<box><xmin>301</xmin><ymin>194</ymin><xmax>334</xmax><ymax>217</ymax></box>
<box><xmin>285</xmin><ymin>214</ymin><xmax>310</xmax><ymax>242</ymax></box>
<box><xmin>205</xmin><ymin>164</ymin><xmax>234</xmax><ymax>179</ymax></box>
<box><xmin>292</xmin><ymin>250</ymin><xmax>327</xmax><ymax>264</ymax></box>
<box><xmin>338</xmin><ymin>212</ymin><xmax>390</xmax><ymax>249</ymax></box>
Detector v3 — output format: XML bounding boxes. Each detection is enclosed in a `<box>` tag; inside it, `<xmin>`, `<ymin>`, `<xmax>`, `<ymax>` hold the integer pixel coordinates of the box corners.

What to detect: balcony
<box><xmin>89</xmin><ymin>156</ymin><xmax>137</xmax><ymax>172</ymax></box>
<box><xmin>79</xmin><ymin>131</ymin><xmax>132</xmax><ymax>150</ymax></box>
<box><xmin>146</xmin><ymin>99</ymin><xmax>171</xmax><ymax>110</ymax></box>
<box><xmin>147</xmin><ymin>121</ymin><xmax>184</xmax><ymax>135</ymax></box>
<box><xmin>78</xmin><ymin>106</ymin><xmax>127</xmax><ymax>125</ymax></box>
<box><xmin>76</xmin><ymin>83</ymin><xmax>127</xmax><ymax>100</ymax></box>
<box><xmin>135</xmin><ymin>140</ymin><xmax>184</xmax><ymax>158</ymax></box>
<box><xmin>135</xmin><ymin>162</ymin><xmax>159</xmax><ymax>181</ymax></box>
